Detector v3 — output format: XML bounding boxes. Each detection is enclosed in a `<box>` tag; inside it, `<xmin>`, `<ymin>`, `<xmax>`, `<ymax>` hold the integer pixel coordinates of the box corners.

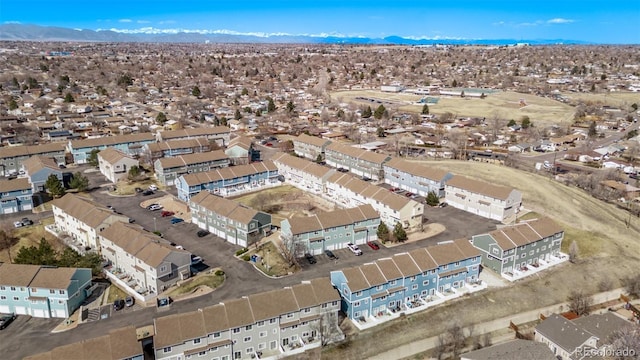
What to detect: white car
<box><xmin>346</xmin><ymin>242</ymin><xmax>363</xmax><ymax>256</ymax></box>
<box><xmin>148</xmin><ymin>185</ymin><xmax>158</xmax><ymax>191</ymax></box>
<box><xmin>13</xmin><ymin>221</ymin><xmax>23</xmax><ymax>228</ymax></box>
<box><xmin>147</xmin><ymin>204</ymin><xmax>163</xmax><ymax>211</ymax></box>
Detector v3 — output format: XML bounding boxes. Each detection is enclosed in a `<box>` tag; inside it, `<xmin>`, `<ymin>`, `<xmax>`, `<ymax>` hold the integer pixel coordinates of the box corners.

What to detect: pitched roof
<box><xmin>271</xmin><ymin>152</ymin><xmax>335</xmax><ymax>179</ymax></box>
<box><xmin>572</xmin><ymin>312</ymin><xmax>632</xmax><ymax>347</ymax></box>
<box><xmin>52</xmin><ymin>193</ymin><xmax>126</xmax><ymax>228</ymax></box>
<box><xmin>28</xmin><ymin>267</ymin><xmax>78</xmax><ymax>289</ymax></box>
<box><xmin>190</xmin><ymin>191</ymin><xmax>265</xmax><ymax>224</ymax></box>
<box><xmin>98</xmin><ymin>148</ymin><xmax>135</xmax><ymax>165</ymax></box>
<box><xmin>0</xmin><ymin>263</ymin><xmax>41</xmax><ymax>287</ymax></box>
<box><xmin>287</xmin><ymin>204</ymin><xmax>379</xmax><ymax>235</ymax></box>
<box><xmin>181</xmin><ymin>161</ymin><xmax>277</xmax><ymax>186</ymax></box>
<box><xmin>384</xmin><ymin>157</ymin><xmax>450</xmax><ymax>182</ymax></box>
<box><xmin>446</xmin><ymin>175</ymin><xmax>518</xmax><ymax>200</ymax></box>
<box><xmin>326</xmin><ymin>141</ymin><xmax>389</xmax><ymax>165</ymax></box>
<box><xmin>22</xmin><ymin>155</ymin><xmax>60</xmax><ymax>175</ymax></box>
<box><xmin>294</xmin><ymin>133</ymin><xmax>332</xmax><ymax>148</ymax></box>
<box><xmin>159</xmin><ymin>126</ymin><xmax>230</xmax><ymax>140</ymax></box>
<box><xmin>146</xmin><ymin>138</ymin><xmax>210</xmax><ymax>153</ymax></box>
<box><xmin>0</xmin><ymin>177</ymin><xmax>31</xmax><ymax>193</ymax></box>
<box><xmin>70</xmin><ymin>133</ymin><xmax>155</xmax><ymax>149</ymax></box>
<box><xmin>485</xmin><ymin>217</ymin><xmax>563</xmax><ymax>250</ymax></box>
<box><xmin>154</xmin><ymin>311</ymin><xmax>206</xmax><ymax>349</ymax></box>
<box><xmin>248</xmin><ymin>288</ymin><xmax>300</xmax><ymax>320</ymax></box>
<box><xmin>0</xmin><ymin>143</ymin><xmax>66</xmax><ymax>159</ymax></box>
<box><xmin>228</xmin><ymin>135</ymin><xmax>253</xmax><ymax>151</ymax></box>
<box><xmin>535</xmin><ymin>314</ymin><xmax>597</xmax><ymax>353</ymax></box>
<box><xmin>0</xmin><ymin>263</ymin><xmax>86</xmax><ymax>291</ymax></box>
<box><xmin>462</xmin><ymin>339</ymin><xmax>556</xmax><ymax>360</ymax></box>
<box><xmin>156</xmin><ymin>150</ymin><xmax>228</xmax><ymax>169</ymax></box>
<box><xmin>328</xmin><ymin>172</ymin><xmax>417</xmax><ymax>211</ymax></box>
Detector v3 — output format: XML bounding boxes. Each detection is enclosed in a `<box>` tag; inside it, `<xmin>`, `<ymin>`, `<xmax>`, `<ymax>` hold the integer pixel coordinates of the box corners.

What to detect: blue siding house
<box><xmin>0</xmin><ymin>177</ymin><xmax>33</xmax><ymax>214</ymax></box>
<box><xmin>68</xmin><ymin>133</ymin><xmax>156</xmax><ymax>164</ymax></box>
<box><xmin>0</xmin><ymin>264</ymin><xmax>92</xmax><ymax>318</ymax></box>
<box><xmin>330</xmin><ymin>238</ymin><xmax>482</xmax><ymax>327</ymax></box>
<box><xmin>22</xmin><ymin>155</ymin><xmax>67</xmax><ymax>192</ymax></box>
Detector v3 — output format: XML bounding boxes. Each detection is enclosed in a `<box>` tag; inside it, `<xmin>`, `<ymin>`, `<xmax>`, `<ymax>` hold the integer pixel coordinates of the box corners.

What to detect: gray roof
<box><xmin>535</xmin><ymin>314</ymin><xmax>597</xmax><ymax>353</ymax></box>
<box><xmin>461</xmin><ymin>339</ymin><xmax>556</xmax><ymax>360</ymax></box>
<box><xmin>572</xmin><ymin>312</ymin><xmax>632</xmax><ymax>347</ymax></box>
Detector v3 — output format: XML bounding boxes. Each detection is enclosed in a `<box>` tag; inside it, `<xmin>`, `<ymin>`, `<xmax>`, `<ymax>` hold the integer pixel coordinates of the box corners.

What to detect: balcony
<box><xmin>501</xmin><ymin>252</ymin><xmax>569</xmax><ymax>282</ymax></box>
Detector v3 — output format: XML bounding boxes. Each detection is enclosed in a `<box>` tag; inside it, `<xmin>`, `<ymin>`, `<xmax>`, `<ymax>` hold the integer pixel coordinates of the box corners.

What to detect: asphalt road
<box><xmin>1</xmin><ymin>166</ymin><xmax>498</xmax><ymax>359</ymax></box>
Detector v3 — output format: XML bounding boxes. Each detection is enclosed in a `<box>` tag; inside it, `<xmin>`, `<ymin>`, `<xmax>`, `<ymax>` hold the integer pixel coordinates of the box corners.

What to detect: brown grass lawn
<box><xmin>0</xmin><ymin>217</ymin><xmax>63</xmax><ymax>263</ymax></box>
<box><xmin>321</xmin><ymin>160</ymin><xmax>640</xmax><ymax>359</ymax></box>
<box><xmin>107</xmin><ymin>285</ymin><xmax>129</xmax><ymax>303</ymax></box>
<box><xmin>561</xmin><ymin>91</ymin><xmax>640</xmax><ymax>108</ymax></box>
<box><xmin>246</xmin><ymin>240</ymin><xmax>299</xmax><ymax>277</ymax></box>
<box><xmin>163</xmin><ymin>272</ymin><xmax>225</xmax><ymax>297</ymax></box>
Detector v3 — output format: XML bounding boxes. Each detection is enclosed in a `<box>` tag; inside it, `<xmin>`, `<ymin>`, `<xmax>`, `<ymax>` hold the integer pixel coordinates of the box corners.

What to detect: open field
<box><xmin>163</xmin><ymin>272</ymin><xmax>225</xmax><ymax>297</ymax></box>
<box><xmin>0</xmin><ymin>217</ymin><xmax>62</xmax><ymax>263</ymax></box>
<box><xmin>561</xmin><ymin>91</ymin><xmax>640</xmax><ymax>108</ymax></box>
<box><xmin>321</xmin><ymin>160</ymin><xmax>640</xmax><ymax>359</ymax></box>
<box><xmin>331</xmin><ymin>89</ymin><xmax>576</xmax><ymax>125</ymax></box>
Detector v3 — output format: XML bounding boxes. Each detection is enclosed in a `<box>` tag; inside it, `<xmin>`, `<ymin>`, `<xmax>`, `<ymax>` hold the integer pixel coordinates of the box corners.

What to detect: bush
<box><xmin>235</xmin><ymin>248</ymin><xmax>248</xmax><ymax>256</ymax></box>
<box><xmin>242</xmin><ymin>255</ymin><xmax>251</xmax><ymax>262</ymax></box>
<box><xmin>215</xmin><ymin>270</ymin><xmax>225</xmax><ymax>276</ymax></box>
<box><xmin>153</xmin><ymin>231</ymin><xmax>162</xmax><ymax>237</ymax></box>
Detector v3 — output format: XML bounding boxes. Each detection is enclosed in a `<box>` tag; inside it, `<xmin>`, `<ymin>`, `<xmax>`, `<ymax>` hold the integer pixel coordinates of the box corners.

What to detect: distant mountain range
<box><xmin>0</xmin><ymin>24</ymin><xmax>589</xmax><ymax>46</ymax></box>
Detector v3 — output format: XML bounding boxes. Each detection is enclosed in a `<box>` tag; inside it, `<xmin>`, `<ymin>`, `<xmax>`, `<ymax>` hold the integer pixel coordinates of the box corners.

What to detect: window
<box><xmin>246</xmin><ymin>347</ymin><xmax>254</xmax><ymax>354</ymax></box>
<box><xmin>59</xmin><ymin>290</ymin><xmax>65</xmax><ymax>294</ymax></box>
<box><xmin>259</xmin><ymin>331</ymin><xmax>267</xmax><ymax>338</ymax></box>
<box><xmin>269</xmin><ymin>318</ymin><xmax>277</xmax><ymax>324</ymax></box>
<box><xmin>521</xmin><ymin>254</ymin><xmax>526</xmax><ymax>259</ymax></box>
<box><xmin>455</xmin><ymin>261</ymin><xmax>460</xmax><ymax>266</ymax></box>
<box><xmin>376</xmin><ymin>285</ymin><xmax>383</xmax><ymax>290</ymax></box>
<box><xmin>212</xmin><ymin>332</ymin><xmax>221</xmax><ymax>338</ymax></box>
<box><xmin>163</xmin><ymin>347</ymin><xmax>172</xmax><ymax>353</ymax></box>
<box><xmin>332</xmin><ymin>300</ymin><xmax>338</xmax><ymax>306</ymax></box>
<box><xmin>10</xmin><ymin>286</ymin><xmax>16</xmax><ymax>291</ymax></box>
<box><xmin>199</xmin><ymin>351</ymin><xmax>206</xmax><ymax>357</ymax></box>
<box><xmin>423</xmin><ymin>280</ymin><xmax>429</xmax><ymax>286</ymax></box>
<box><xmin>13</xmin><ymin>297</ymin><xmax>19</xmax><ymax>301</ymax></box>
<box><xmin>354</xmin><ymin>301</ymin><xmax>361</xmax><ymax>307</ymax></box>
<box><xmin>233</xmin><ymin>328</ymin><xmax>240</xmax><ymax>334</ymax></box>
<box><xmin>49</xmin><ymin>289</ymin><xmax>55</xmax><ymax>294</ymax></box>
<box><xmin>257</xmin><ymin>320</ymin><xmax>264</xmax><ymax>327</ymax></box>
<box><xmin>412</xmin><ymin>284</ymin><xmax>418</xmax><ymax>290</ymax></box>
<box><xmin>245</xmin><ymin>325</ymin><xmax>252</xmax><ymax>331</ymax></box>
<box><xmin>194</xmin><ymin>338</ymin><xmax>201</xmax><ymax>344</ymax></box>
<box><xmin>355</xmin><ymin>291</ymin><xmax>362</xmax><ymax>296</ymax></box>
<box><xmin>244</xmin><ymin>336</ymin><xmax>251</xmax><ymax>343</ymax></box>
<box><xmin>0</xmin><ymin>296</ymin><xmax>5</xmax><ymax>300</ymax></box>
<box><xmin>529</xmin><ymin>250</ymin><xmax>534</xmax><ymax>256</ymax></box>
<box><xmin>390</xmin><ymin>279</ymin><xmax>397</xmax><ymax>285</ymax></box>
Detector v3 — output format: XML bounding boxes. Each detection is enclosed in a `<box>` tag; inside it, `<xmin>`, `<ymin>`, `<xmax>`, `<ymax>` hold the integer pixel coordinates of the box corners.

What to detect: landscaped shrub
<box><xmin>215</xmin><ymin>270</ymin><xmax>225</xmax><ymax>276</ymax></box>
<box><xmin>242</xmin><ymin>254</ymin><xmax>251</xmax><ymax>262</ymax></box>
<box><xmin>235</xmin><ymin>248</ymin><xmax>248</xmax><ymax>256</ymax></box>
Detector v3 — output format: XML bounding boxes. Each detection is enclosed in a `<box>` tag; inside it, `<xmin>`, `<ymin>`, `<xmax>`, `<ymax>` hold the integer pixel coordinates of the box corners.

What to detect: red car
<box><xmin>367</xmin><ymin>241</ymin><xmax>380</xmax><ymax>250</ymax></box>
<box><xmin>161</xmin><ymin>211</ymin><xmax>175</xmax><ymax>217</ymax></box>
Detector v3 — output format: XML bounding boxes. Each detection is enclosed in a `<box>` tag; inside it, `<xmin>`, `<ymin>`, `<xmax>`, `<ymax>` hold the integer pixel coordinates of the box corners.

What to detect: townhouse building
<box><xmin>153</xmin><ymin>278</ymin><xmax>342</xmax><ymax>360</ymax></box>
<box><xmin>98</xmin><ymin>148</ymin><xmax>140</xmax><ymax>183</ymax></box>
<box><xmin>271</xmin><ymin>152</ymin><xmax>335</xmax><ymax>195</ymax></box>
<box><xmin>144</xmin><ymin>138</ymin><xmax>213</xmax><ymax>163</ymax></box>
<box><xmin>68</xmin><ymin>133</ymin><xmax>155</xmax><ymax>164</ymax></box>
<box><xmin>99</xmin><ymin>222</ymin><xmax>192</xmax><ymax>297</ymax></box>
<box><xmin>156</xmin><ymin>126</ymin><xmax>231</xmax><ymax>147</ymax></box>
<box><xmin>0</xmin><ymin>143</ymin><xmax>66</xmax><ymax>177</ymax></box>
<box><xmin>176</xmin><ymin>161</ymin><xmax>280</xmax><ymax>201</ymax></box>
<box><xmin>461</xmin><ymin>339</ymin><xmax>556</xmax><ymax>360</ymax></box>
<box><xmin>326</xmin><ymin>173</ymin><xmax>424</xmax><ymax>229</ymax></box>
<box><xmin>292</xmin><ymin>133</ymin><xmax>332</xmax><ymax>161</ymax></box>
<box><xmin>0</xmin><ymin>177</ymin><xmax>33</xmax><ymax>214</ymax></box>
<box><xmin>24</xmin><ymin>326</ymin><xmax>143</xmax><ymax>360</ymax></box>
<box><xmin>52</xmin><ymin>193</ymin><xmax>130</xmax><ymax>252</ymax></box>
<box><xmin>534</xmin><ymin>314</ymin><xmax>600</xmax><ymax>360</ymax></box>
<box><xmin>324</xmin><ymin>142</ymin><xmax>391</xmax><ymax>181</ymax></box>
<box><xmin>154</xmin><ymin>150</ymin><xmax>230</xmax><ymax>186</ymax></box>
<box><xmin>444</xmin><ymin>175</ymin><xmax>522</xmax><ymax>223</ymax></box>
<box><xmin>471</xmin><ymin>218</ymin><xmax>564</xmax><ymax>278</ymax></box>
<box><xmin>383</xmin><ymin>157</ymin><xmax>452</xmax><ymax>197</ymax></box>
<box><xmin>0</xmin><ymin>263</ymin><xmax>92</xmax><ymax>318</ymax></box>
<box><xmin>280</xmin><ymin>205</ymin><xmax>380</xmax><ymax>255</ymax></box>
<box><xmin>225</xmin><ymin>135</ymin><xmax>259</xmax><ymax>165</ymax></box>
<box><xmin>330</xmin><ymin>238</ymin><xmax>481</xmax><ymax>321</ymax></box>
<box><xmin>190</xmin><ymin>191</ymin><xmax>272</xmax><ymax>248</ymax></box>
<box><xmin>21</xmin><ymin>155</ymin><xmax>67</xmax><ymax>192</ymax></box>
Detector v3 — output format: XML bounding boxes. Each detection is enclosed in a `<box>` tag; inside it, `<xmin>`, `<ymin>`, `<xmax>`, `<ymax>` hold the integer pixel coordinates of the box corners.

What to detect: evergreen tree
<box><xmin>421</xmin><ymin>104</ymin><xmax>429</xmax><ymax>115</ymax></box>
<box><xmin>521</xmin><ymin>116</ymin><xmax>532</xmax><ymax>129</ymax></box>
<box><xmin>234</xmin><ymin>109</ymin><xmax>242</xmax><ymax>120</ymax></box>
<box><xmin>374</xmin><ymin>104</ymin><xmax>386</xmax><ymax>120</ymax></box>
<box><xmin>588</xmin><ymin>121</ymin><xmax>597</xmax><ymax>138</ymax></box>
<box><xmin>286</xmin><ymin>101</ymin><xmax>296</xmax><ymax>113</ymax></box>
<box><xmin>376</xmin><ymin>223</ymin><xmax>389</xmax><ymax>243</ymax></box>
<box><xmin>362</xmin><ymin>106</ymin><xmax>372</xmax><ymax>118</ymax></box>
<box><xmin>507</xmin><ymin>119</ymin><xmax>517</xmax><ymax>127</ymax></box>
<box><xmin>376</xmin><ymin>127</ymin><xmax>386</xmax><ymax>138</ymax></box>
<box><xmin>44</xmin><ymin>174</ymin><xmax>65</xmax><ymax>197</ymax></box>
<box><xmin>156</xmin><ymin>112</ymin><xmax>167</xmax><ymax>125</ymax></box>
<box><xmin>267</xmin><ymin>97</ymin><xmax>276</xmax><ymax>112</ymax></box>
<box><xmin>128</xmin><ymin>165</ymin><xmax>142</xmax><ymax>180</ymax></box>
<box><xmin>69</xmin><ymin>172</ymin><xmax>89</xmax><ymax>192</ymax></box>
<box><xmin>8</xmin><ymin>98</ymin><xmax>18</xmax><ymax>110</ymax></box>
<box><xmin>393</xmin><ymin>222</ymin><xmax>408</xmax><ymax>242</ymax></box>
<box><xmin>191</xmin><ymin>86</ymin><xmax>201</xmax><ymax>97</ymax></box>
<box><xmin>87</xmin><ymin>148</ymin><xmax>100</xmax><ymax>167</ymax></box>
<box><xmin>426</xmin><ymin>191</ymin><xmax>440</xmax><ymax>206</ymax></box>
<box><xmin>316</xmin><ymin>154</ymin><xmax>323</xmax><ymax>163</ymax></box>
<box><xmin>64</xmin><ymin>92</ymin><xmax>75</xmax><ymax>103</ymax></box>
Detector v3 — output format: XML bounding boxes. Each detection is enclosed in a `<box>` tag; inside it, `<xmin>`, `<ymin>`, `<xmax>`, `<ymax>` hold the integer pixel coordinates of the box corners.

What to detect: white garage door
<box><xmin>14</xmin><ymin>306</ymin><xmax>27</xmax><ymax>315</ymax></box>
<box><xmin>22</xmin><ymin>204</ymin><xmax>32</xmax><ymax>210</ymax></box>
<box><xmin>0</xmin><ymin>305</ymin><xmax>10</xmax><ymax>313</ymax></box>
<box><xmin>2</xmin><ymin>207</ymin><xmax>16</xmax><ymax>214</ymax></box>
<box><xmin>32</xmin><ymin>309</ymin><xmax>47</xmax><ymax>318</ymax></box>
<box><xmin>354</xmin><ymin>237</ymin><xmax>367</xmax><ymax>245</ymax></box>
<box><xmin>52</xmin><ymin>309</ymin><xmax>67</xmax><ymax>318</ymax></box>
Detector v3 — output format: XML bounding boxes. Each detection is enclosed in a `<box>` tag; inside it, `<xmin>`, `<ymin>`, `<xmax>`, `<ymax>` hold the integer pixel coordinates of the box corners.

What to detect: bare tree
<box><xmin>622</xmin><ymin>274</ymin><xmax>640</xmax><ymax>297</ymax></box>
<box><xmin>569</xmin><ymin>240</ymin><xmax>579</xmax><ymax>263</ymax></box>
<box><xmin>277</xmin><ymin>233</ymin><xmax>303</xmax><ymax>267</ymax></box>
<box><xmin>0</xmin><ymin>224</ymin><xmax>18</xmax><ymax>262</ymax></box>
<box><xmin>607</xmin><ymin>325</ymin><xmax>640</xmax><ymax>360</ymax></box>
<box><xmin>567</xmin><ymin>289</ymin><xmax>592</xmax><ymax>316</ymax></box>
<box><xmin>309</xmin><ymin>312</ymin><xmax>338</xmax><ymax>347</ymax></box>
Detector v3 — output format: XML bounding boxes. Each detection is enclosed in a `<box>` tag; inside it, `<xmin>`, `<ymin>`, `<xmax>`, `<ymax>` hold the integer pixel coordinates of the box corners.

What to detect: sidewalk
<box><xmin>368</xmin><ymin>288</ymin><xmax>628</xmax><ymax>360</ymax></box>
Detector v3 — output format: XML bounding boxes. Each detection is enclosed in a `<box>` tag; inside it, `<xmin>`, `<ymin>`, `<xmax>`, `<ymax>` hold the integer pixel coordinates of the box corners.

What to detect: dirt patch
<box><xmin>245</xmin><ymin>240</ymin><xmax>299</xmax><ymax>277</ymax></box>
<box><xmin>140</xmin><ymin>195</ymin><xmax>190</xmax><ymax>221</ymax></box>
<box><xmin>0</xmin><ymin>217</ymin><xmax>63</xmax><ymax>263</ymax></box>
<box><xmin>163</xmin><ymin>272</ymin><xmax>224</xmax><ymax>299</ymax></box>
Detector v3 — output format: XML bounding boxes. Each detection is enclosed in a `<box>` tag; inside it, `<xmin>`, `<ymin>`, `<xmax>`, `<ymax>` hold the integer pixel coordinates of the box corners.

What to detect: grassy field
<box><xmin>0</xmin><ymin>217</ymin><xmax>61</xmax><ymax>263</ymax></box>
<box><xmin>331</xmin><ymin>89</ymin><xmax>576</xmax><ymax>126</ymax></box>
<box><xmin>561</xmin><ymin>91</ymin><xmax>640</xmax><ymax>108</ymax></box>
<box><xmin>107</xmin><ymin>285</ymin><xmax>129</xmax><ymax>303</ymax></box>
<box><xmin>320</xmin><ymin>160</ymin><xmax>640</xmax><ymax>360</ymax></box>
<box><xmin>164</xmin><ymin>272</ymin><xmax>225</xmax><ymax>297</ymax></box>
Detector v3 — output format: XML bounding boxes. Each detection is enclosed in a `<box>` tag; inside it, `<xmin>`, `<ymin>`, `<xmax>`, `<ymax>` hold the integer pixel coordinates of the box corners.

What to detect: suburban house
<box><xmin>0</xmin><ymin>143</ymin><xmax>66</xmax><ymax>177</ymax></box>
<box><xmin>23</xmin><ymin>326</ymin><xmax>143</xmax><ymax>360</ymax></box>
<box><xmin>471</xmin><ymin>218</ymin><xmax>564</xmax><ymax>280</ymax></box>
<box><xmin>225</xmin><ymin>135</ymin><xmax>259</xmax><ymax>165</ymax></box>
<box><xmin>444</xmin><ymin>175</ymin><xmax>522</xmax><ymax>223</ymax></box>
<box><xmin>272</xmin><ymin>152</ymin><xmax>336</xmax><ymax>195</ymax></box>
<box><xmin>156</xmin><ymin>126</ymin><xmax>231</xmax><ymax>147</ymax></box>
<box><xmin>325</xmin><ymin>172</ymin><xmax>424</xmax><ymax>229</ymax></box>
<box><xmin>461</xmin><ymin>339</ymin><xmax>556</xmax><ymax>360</ymax></box>
<box><xmin>51</xmin><ymin>193</ymin><xmax>130</xmax><ymax>252</ymax></box>
<box><xmin>154</xmin><ymin>150</ymin><xmax>230</xmax><ymax>186</ymax></box>
<box><xmin>0</xmin><ymin>177</ymin><xmax>33</xmax><ymax>214</ymax></box>
<box><xmin>99</xmin><ymin>222</ymin><xmax>192</xmax><ymax>298</ymax></box>
<box><xmin>144</xmin><ymin>138</ymin><xmax>213</xmax><ymax>163</ymax></box>
<box><xmin>98</xmin><ymin>148</ymin><xmax>139</xmax><ymax>184</ymax></box>
<box><xmin>68</xmin><ymin>133</ymin><xmax>155</xmax><ymax>164</ymax></box>
<box><xmin>280</xmin><ymin>204</ymin><xmax>380</xmax><ymax>255</ymax></box>
<box><xmin>21</xmin><ymin>155</ymin><xmax>68</xmax><ymax>193</ymax></box>
<box><xmin>0</xmin><ymin>263</ymin><xmax>92</xmax><ymax>318</ymax></box>
<box><xmin>292</xmin><ymin>133</ymin><xmax>332</xmax><ymax>161</ymax></box>
<box><xmin>330</xmin><ymin>238</ymin><xmax>481</xmax><ymax>322</ymax></box>
<box><xmin>324</xmin><ymin>142</ymin><xmax>391</xmax><ymax>181</ymax></box>
<box><xmin>534</xmin><ymin>313</ymin><xmax>631</xmax><ymax>360</ymax></box>
<box><xmin>383</xmin><ymin>157</ymin><xmax>452</xmax><ymax>197</ymax></box>
<box><xmin>189</xmin><ymin>191</ymin><xmax>272</xmax><ymax>247</ymax></box>
<box><xmin>153</xmin><ymin>278</ymin><xmax>342</xmax><ymax>360</ymax></box>
<box><xmin>176</xmin><ymin>161</ymin><xmax>280</xmax><ymax>201</ymax></box>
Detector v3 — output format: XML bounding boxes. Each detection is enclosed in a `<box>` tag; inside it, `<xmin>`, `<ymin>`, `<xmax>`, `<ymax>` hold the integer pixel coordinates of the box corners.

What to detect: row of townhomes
<box><xmin>99</xmin><ymin>222</ymin><xmax>192</xmax><ymax>300</ymax></box>
<box><xmin>324</xmin><ymin>142</ymin><xmax>391</xmax><ymax>181</ymax></box>
<box><xmin>154</xmin><ymin>150</ymin><xmax>230</xmax><ymax>186</ymax></box>
<box><xmin>144</xmin><ymin>137</ymin><xmax>213</xmax><ymax>162</ymax></box>
<box><xmin>271</xmin><ymin>152</ymin><xmax>335</xmax><ymax>195</ymax></box>
<box><xmin>224</xmin><ymin>135</ymin><xmax>259</xmax><ymax>165</ymax></box>
<box><xmin>51</xmin><ymin>193</ymin><xmax>130</xmax><ymax>253</ymax></box>
<box><xmin>176</xmin><ymin>161</ymin><xmax>280</xmax><ymax>201</ymax></box>
<box><xmin>97</xmin><ymin>148</ymin><xmax>140</xmax><ymax>183</ymax></box>
<box><xmin>292</xmin><ymin>133</ymin><xmax>331</xmax><ymax>161</ymax></box>
<box><xmin>25</xmin><ymin>278</ymin><xmax>342</xmax><ymax>360</ymax></box>
<box><xmin>0</xmin><ymin>142</ymin><xmax>66</xmax><ymax>176</ymax></box>
<box><xmin>534</xmin><ymin>313</ymin><xmax>632</xmax><ymax>360</ymax></box>
<box><xmin>189</xmin><ymin>191</ymin><xmax>272</xmax><ymax>248</ymax></box>
<box><xmin>471</xmin><ymin>217</ymin><xmax>566</xmax><ymax>281</ymax></box>
<box><xmin>0</xmin><ymin>263</ymin><xmax>92</xmax><ymax>318</ymax></box>
<box><xmin>444</xmin><ymin>175</ymin><xmax>523</xmax><ymax>223</ymax></box>
<box><xmin>382</xmin><ymin>157</ymin><xmax>452</xmax><ymax>197</ymax></box>
<box><xmin>0</xmin><ymin>177</ymin><xmax>33</xmax><ymax>214</ymax></box>
<box><xmin>24</xmin><ymin>326</ymin><xmax>143</xmax><ymax>360</ymax></box>
<box><xmin>156</xmin><ymin>126</ymin><xmax>231</xmax><ymax>147</ymax></box>
<box><xmin>280</xmin><ymin>204</ymin><xmax>380</xmax><ymax>255</ymax></box>
<box><xmin>68</xmin><ymin>133</ymin><xmax>156</xmax><ymax>164</ymax></box>
<box><xmin>330</xmin><ymin>238</ymin><xmax>484</xmax><ymax>329</ymax></box>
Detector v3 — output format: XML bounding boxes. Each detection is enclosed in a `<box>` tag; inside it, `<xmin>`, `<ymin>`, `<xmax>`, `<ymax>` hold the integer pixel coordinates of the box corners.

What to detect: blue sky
<box><xmin>1</xmin><ymin>0</ymin><xmax>638</xmax><ymax>43</ymax></box>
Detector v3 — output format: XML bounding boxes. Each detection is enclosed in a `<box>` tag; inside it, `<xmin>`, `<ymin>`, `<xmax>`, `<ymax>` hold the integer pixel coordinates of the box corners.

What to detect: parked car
<box><xmin>124</xmin><ymin>296</ymin><xmax>135</xmax><ymax>307</ymax></box>
<box><xmin>346</xmin><ymin>242</ymin><xmax>363</xmax><ymax>256</ymax></box>
<box><xmin>147</xmin><ymin>204</ymin><xmax>163</xmax><ymax>211</ymax></box>
<box><xmin>404</xmin><ymin>192</ymin><xmax>413</xmax><ymax>197</ymax></box>
<box><xmin>13</xmin><ymin>221</ymin><xmax>23</xmax><ymax>228</ymax></box>
<box><xmin>324</xmin><ymin>249</ymin><xmax>338</xmax><ymax>260</ymax></box>
<box><xmin>367</xmin><ymin>241</ymin><xmax>380</xmax><ymax>250</ymax></box>
<box><xmin>160</xmin><ymin>210</ymin><xmax>175</xmax><ymax>217</ymax></box>
<box><xmin>0</xmin><ymin>313</ymin><xmax>16</xmax><ymax>330</ymax></box>
<box><xmin>148</xmin><ymin>184</ymin><xmax>158</xmax><ymax>191</ymax></box>
<box><xmin>304</xmin><ymin>253</ymin><xmax>317</xmax><ymax>264</ymax></box>
<box><xmin>196</xmin><ymin>229</ymin><xmax>210</xmax><ymax>237</ymax></box>
<box><xmin>134</xmin><ymin>187</ymin><xmax>143</xmax><ymax>193</ymax></box>
<box><xmin>21</xmin><ymin>217</ymin><xmax>33</xmax><ymax>226</ymax></box>
<box><xmin>438</xmin><ymin>202</ymin><xmax>448</xmax><ymax>208</ymax></box>
<box><xmin>142</xmin><ymin>189</ymin><xmax>154</xmax><ymax>196</ymax></box>
<box><xmin>191</xmin><ymin>255</ymin><xmax>203</xmax><ymax>264</ymax></box>
<box><xmin>337</xmin><ymin>168</ymin><xmax>349</xmax><ymax>173</ymax></box>
<box><xmin>170</xmin><ymin>217</ymin><xmax>184</xmax><ymax>224</ymax></box>
<box><xmin>113</xmin><ymin>299</ymin><xmax>125</xmax><ymax>311</ymax></box>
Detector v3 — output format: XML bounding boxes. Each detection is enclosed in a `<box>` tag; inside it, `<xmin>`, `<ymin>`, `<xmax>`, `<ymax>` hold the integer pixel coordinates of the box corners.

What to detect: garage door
<box><xmin>0</xmin><ymin>305</ymin><xmax>10</xmax><ymax>313</ymax></box>
<box><xmin>32</xmin><ymin>309</ymin><xmax>46</xmax><ymax>318</ymax></box>
<box><xmin>354</xmin><ymin>237</ymin><xmax>367</xmax><ymax>245</ymax></box>
<box><xmin>14</xmin><ymin>306</ymin><xmax>27</xmax><ymax>315</ymax></box>
<box><xmin>2</xmin><ymin>207</ymin><xmax>16</xmax><ymax>214</ymax></box>
<box><xmin>22</xmin><ymin>204</ymin><xmax>32</xmax><ymax>211</ymax></box>
<box><xmin>52</xmin><ymin>309</ymin><xmax>67</xmax><ymax>318</ymax></box>
<box><xmin>167</xmin><ymin>179</ymin><xmax>175</xmax><ymax>186</ymax></box>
